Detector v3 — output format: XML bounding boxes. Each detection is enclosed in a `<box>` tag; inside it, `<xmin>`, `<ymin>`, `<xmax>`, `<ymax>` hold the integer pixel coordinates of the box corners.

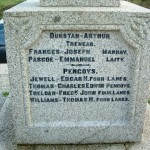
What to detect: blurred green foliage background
<box><xmin>129</xmin><ymin>0</ymin><xmax>150</xmax><ymax>8</ymax></box>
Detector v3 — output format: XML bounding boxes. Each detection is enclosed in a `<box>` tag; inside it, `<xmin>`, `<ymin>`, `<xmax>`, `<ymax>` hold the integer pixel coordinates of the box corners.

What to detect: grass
<box><xmin>0</xmin><ymin>0</ymin><xmax>25</xmax><ymax>19</ymax></box>
<box><xmin>129</xmin><ymin>0</ymin><xmax>150</xmax><ymax>8</ymax></box>
<box><xmin>2</xmin><ymin>91</ymin><xmax>9</xmax><ymax>97</ymax></box>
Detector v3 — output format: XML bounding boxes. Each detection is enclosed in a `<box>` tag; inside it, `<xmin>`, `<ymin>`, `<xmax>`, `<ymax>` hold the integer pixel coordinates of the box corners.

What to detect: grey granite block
<box><xmin>0</xmin><ymin>65</ymin><xmax>9</xmax><ymax>110</ymax></box>
<box><xmin>3</xmin><ymin>0</ymin><xmax>150</xmax><ymax>144</ymax></box>
<box><xmin>40</xmin><ymin>0</ymin><xmax>120</xmax><ymax>7</ymax></box>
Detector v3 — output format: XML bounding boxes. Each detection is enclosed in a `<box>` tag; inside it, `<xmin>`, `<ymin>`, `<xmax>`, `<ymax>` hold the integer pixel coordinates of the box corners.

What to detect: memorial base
<box><xmin>0</xmin><ymin>97</ymin><xmax>150</xmax><ymax>150</ymax></box>
<box><xmin>3</xmin><ymin>0</ymin><xmax>150</xmax><ymax>145</ymax></box>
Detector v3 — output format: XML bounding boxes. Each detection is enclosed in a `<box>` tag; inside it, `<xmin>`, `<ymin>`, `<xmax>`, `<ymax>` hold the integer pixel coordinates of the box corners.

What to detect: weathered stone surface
<box><xmin>35</xmin><ymin>144</ymin><xmax>126</xmax><ymax>150</ymax></box>
<box><xmin>11</xmin><ymin>104</ymin><xmax>150</xmax><ymax>149</ymax></box>
<box><xmin>0</xmin><ymin>143</ymin><xmax>6</xmax><ymax>150</ymax></box>
<box><xmin>0</xmin><ymin>98</ymin><xmax>16</xmax><ymax>150</ymax></box>
<box><xmin>0</xmin><ymin>66</ymin><xmax>150</xmax><ymax>150</ymax></box>
<box><xmin>0</xmin><ymin>64</ymin><xmax>9</xmax><ymax>110</ymax></box>
<box><xmin>40</xmin><ymin>0</ymin><xmax>120</xmax><ymax>7</ymax></box>
<box><xmin>3</xmin><ymin>0</ymin><xmax>150</xmax><ymax>144</ymax></box>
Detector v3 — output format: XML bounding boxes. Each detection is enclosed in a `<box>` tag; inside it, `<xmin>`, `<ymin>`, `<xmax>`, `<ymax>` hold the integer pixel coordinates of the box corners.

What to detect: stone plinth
<box><xmin>3</xmin><ymin>0</ymin><xmax>150</xmax><ymax>145</ymax></box>
<box><xmin>40</xmin><ymin>0</ymin><xmax>120</xmax><ymax>7</ymax></box>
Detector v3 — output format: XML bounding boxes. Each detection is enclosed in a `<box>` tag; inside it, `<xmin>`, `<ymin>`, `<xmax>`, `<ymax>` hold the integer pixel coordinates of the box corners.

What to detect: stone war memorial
<box><xmin>3</xmin><ymin>0</ymin><xmax>150</xmax><ymax>147</ymax></box>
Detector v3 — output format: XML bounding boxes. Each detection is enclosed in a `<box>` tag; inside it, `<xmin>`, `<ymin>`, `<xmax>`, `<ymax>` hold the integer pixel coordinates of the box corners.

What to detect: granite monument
<box><xmin>4</xmin><ymin>0</ymin><xmax>150</xmax><ymax>144</ymax></box>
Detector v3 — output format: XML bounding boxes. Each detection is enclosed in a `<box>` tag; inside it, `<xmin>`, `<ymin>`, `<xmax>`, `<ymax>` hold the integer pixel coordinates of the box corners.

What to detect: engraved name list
<box><xmin>27</xmin><ymin>31</ymin><xmax>136</xmax><ymax>124</ymax></box>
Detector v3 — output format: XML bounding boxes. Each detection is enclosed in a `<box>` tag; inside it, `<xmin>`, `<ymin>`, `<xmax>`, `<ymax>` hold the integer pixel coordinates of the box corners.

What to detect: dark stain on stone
<box><xmin>53</xmin><ymin>16</ymin><xmax>61</xmax><ymax>23</ymax></box>
<box><xmin>45</xmin><ymin>130</ymin><xmax>49</xmax><ymax>133</ymax></box>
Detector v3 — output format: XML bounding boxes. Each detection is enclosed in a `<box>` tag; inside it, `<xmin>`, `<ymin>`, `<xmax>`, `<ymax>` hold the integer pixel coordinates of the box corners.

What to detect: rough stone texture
<box><xmin>0</xmin><ymin>64</ymin><xmax>9</xmax><ymax>110</ymax></box>
<box><xmin>0</xmin><ymin>143</ymin><xmax>6</xmax><ymax>150</ymax></box>
<box><xmin>0</xmin><ymin>98</ymin><xmax>150</xmax><ymax>150</ymax></box>
<box><xmin>0</xmin><ymin>65</ymin><xmax>15</xmax><ymax>149</ymax></box>
<box><xmin>40</xmin><ymin>0</ymin><xmax>120</xmax><ymax>7</ymax></box>
<box><xmin>0</xmin><ymin>65</ymin><xmax>150</xmax><ymax>149</ymax></box>
<box><xmin>3</xmin><ymin>0</ymin><xmax>150</xmax><ymax>145</ymax></box>
<box><xmin>0</xmin><ymin>97</ymin><xmax>16</xmax><ymax>150</ymax></box>
<box><xmin>34</xmin><ymin>144</ymin><xmax>126</xmax><ymax>150</ymax></box>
